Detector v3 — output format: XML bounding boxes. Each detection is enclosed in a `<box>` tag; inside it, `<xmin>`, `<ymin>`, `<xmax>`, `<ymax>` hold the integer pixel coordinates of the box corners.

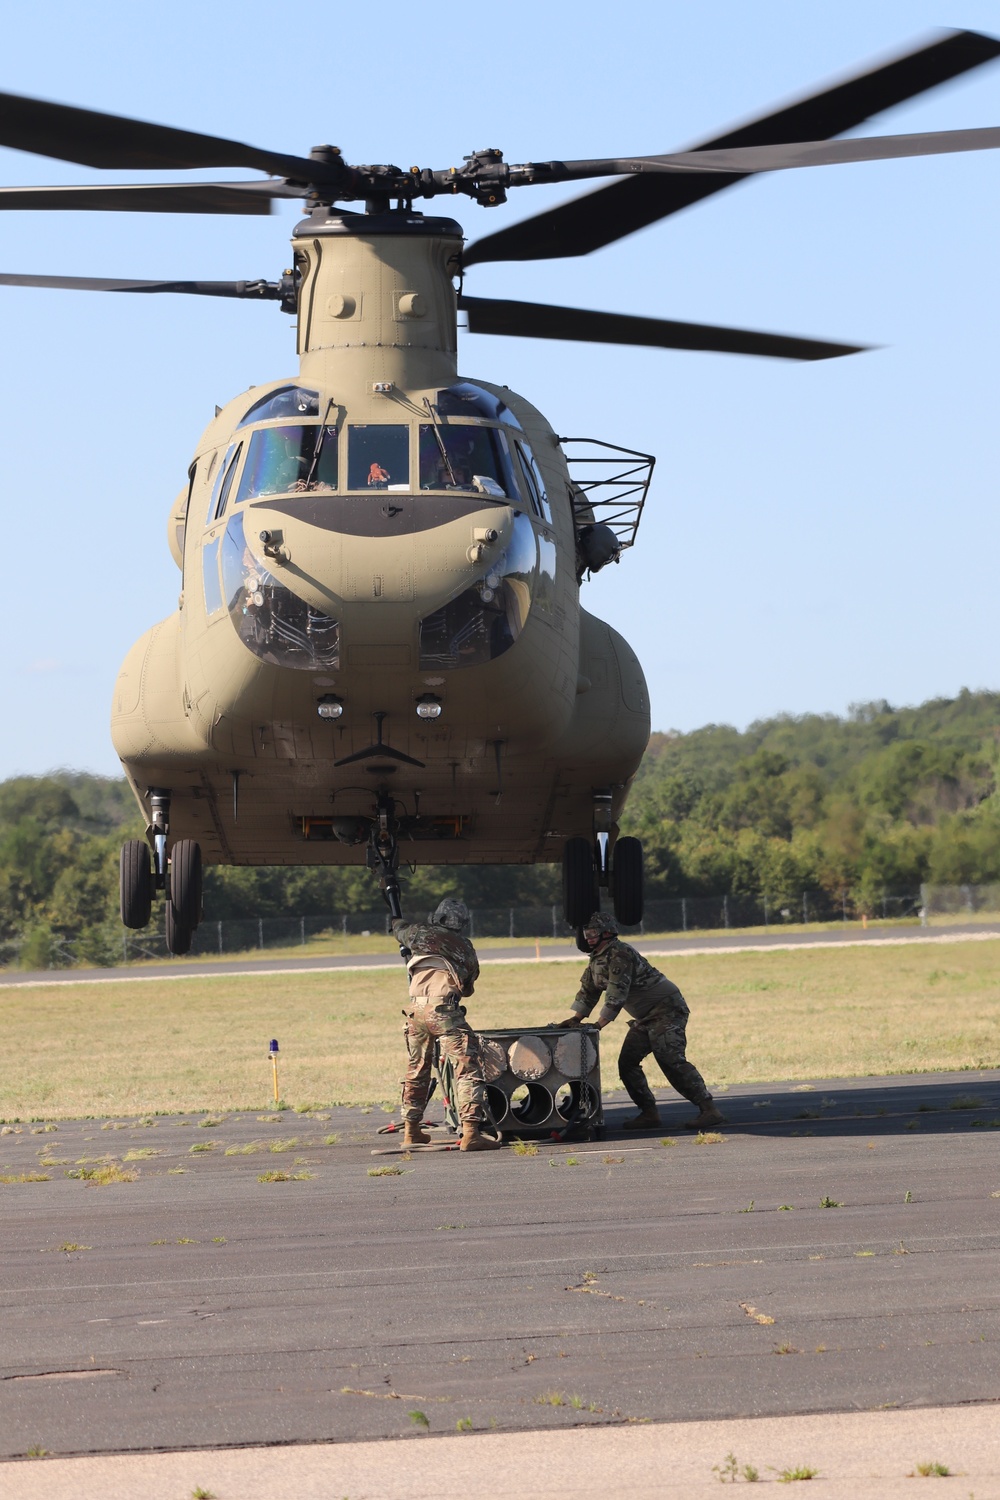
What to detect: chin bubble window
<box><xmin>419</xmin><ymin>424</ymin><xmax>517</xmax><ymax>498</ymax></box>
<box><xmin>347</xmin><ymin>425</ymin><xmax>410</xmax><ymax>491</ymax></box>
<box><xmin>235</xmin><ymin>423</ymin><xmax>337</xmax><ymax>501</ymax></box>
<box><xmin>221</xmin><ymin>513</ymin><xmax>340</xmax><ymax>670</ymax></box>
<box><xmin>418</xmin><ymin>512</ymin><xmax>537</xmax><ymax>670</ymax></box>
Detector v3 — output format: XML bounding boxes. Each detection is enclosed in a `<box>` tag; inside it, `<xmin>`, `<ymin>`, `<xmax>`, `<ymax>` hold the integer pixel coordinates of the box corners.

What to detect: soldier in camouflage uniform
<box><xmin>391</xmin><ymin>897</ymin><xmax>501</xmax><ymax>1152</ymax></box>
<box><xmin>553</xmin><ymin>911</ymin><xmax>724</xmax><ymax>1132</ymax></box>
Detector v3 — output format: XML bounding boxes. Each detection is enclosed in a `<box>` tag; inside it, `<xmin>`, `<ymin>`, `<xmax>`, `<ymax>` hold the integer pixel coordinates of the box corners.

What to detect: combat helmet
<box><xmin>432</xmin><ymin>897</ymin><xmax>470</xmax><ymax>931</ymax></box>
<box><xmin>584</xmin><ymin>910</ymin><xmax>619</xmax><ymax>938</ymax></box>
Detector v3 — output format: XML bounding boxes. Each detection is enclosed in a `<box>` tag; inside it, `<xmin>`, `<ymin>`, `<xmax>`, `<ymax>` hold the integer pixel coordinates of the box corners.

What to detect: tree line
<box><xmin>3</xmin><ymin>687</ymin><xmax>999</xmax><ymax>964</ymax></box>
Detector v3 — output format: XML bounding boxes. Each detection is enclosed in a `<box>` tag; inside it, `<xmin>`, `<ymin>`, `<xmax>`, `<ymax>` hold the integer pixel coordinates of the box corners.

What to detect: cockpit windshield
<box><xmin>235</xmin><ymin>424</ymin><xmax>337</xmax><ymax>502</ymax></box>
<box><xmin>419</xmin><ymin>424</ymin><xmax>517</xmax><ymax>497</ymax></box>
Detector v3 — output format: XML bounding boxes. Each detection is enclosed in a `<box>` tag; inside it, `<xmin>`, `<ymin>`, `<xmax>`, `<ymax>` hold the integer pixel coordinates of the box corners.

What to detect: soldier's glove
<box><xmin>548</xmin><ymin>1016</ymin><xmax>581</xmax><ymax>1029</ymax></box>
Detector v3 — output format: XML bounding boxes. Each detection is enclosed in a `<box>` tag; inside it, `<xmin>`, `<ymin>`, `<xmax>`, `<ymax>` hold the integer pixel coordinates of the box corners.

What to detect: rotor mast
<box><xmin>291</xmin><ymin>208</ymin><xmax>463</xmax><ymax>397</ymax></box>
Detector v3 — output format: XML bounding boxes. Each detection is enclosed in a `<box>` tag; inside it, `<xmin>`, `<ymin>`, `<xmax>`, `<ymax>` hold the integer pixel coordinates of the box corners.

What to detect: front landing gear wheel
<box><xmin>169</xmin><ymin>840</ymin><xmax>203</xmax><ymax>931</ymax></box>
<box><xmin>120</xmin><ymin>840</ymin><xmax>152</xmax><ymax>929</ymax></box>
<box><xmin>165</xmin><ymin>901</ymin><xmax>192</xmax><ymax>956</ymax></box>
<box><xmin>611</xmin><ymin>836</ymin><xmax>644</xmax><ymax>926</ymax></box>
<box><xmin>563</xmin><ymin>837</ymin><xmax>599</xmax><ymax>928</ymax></box>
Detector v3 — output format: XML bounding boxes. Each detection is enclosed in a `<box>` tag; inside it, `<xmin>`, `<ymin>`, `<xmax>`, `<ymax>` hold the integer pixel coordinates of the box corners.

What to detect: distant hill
<box><xmin>2</xmin><ymin>688</ymin><xmax>998</xmax><ymax>962</ymax></box>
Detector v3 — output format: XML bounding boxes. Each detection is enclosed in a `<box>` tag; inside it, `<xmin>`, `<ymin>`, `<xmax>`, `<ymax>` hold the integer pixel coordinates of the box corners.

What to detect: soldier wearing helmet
<box><xmin>552</xmin><ymin>911</ymin><xmax>723</xmax><ymax>1133</ymax></box>
<box><xmin>391</xmin><ymin>898</ymin><xmax>501</xmax><ymax>1152</ymax></box>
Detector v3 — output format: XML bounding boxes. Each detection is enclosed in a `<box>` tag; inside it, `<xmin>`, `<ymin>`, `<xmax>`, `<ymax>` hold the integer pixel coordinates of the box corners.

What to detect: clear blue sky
<box><xmin>2</xmin><ymin>0</ymin><xmax>999</xmax><ymax>778</ymax></box>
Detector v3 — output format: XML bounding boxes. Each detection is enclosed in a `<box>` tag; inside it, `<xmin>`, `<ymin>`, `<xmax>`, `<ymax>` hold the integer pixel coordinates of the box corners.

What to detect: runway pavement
<box><xmin>2</xmin><ymin>1068</ymin><xmax>999</xmax><ymax>1487</ymax></box>
<box><xmin>2</xmin><ymin>919</ymin><xmax>999</xmax><ymax>987</ymax></box>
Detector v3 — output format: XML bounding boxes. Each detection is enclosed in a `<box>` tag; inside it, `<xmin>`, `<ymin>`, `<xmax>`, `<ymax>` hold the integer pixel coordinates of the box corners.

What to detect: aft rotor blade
<box><xmin>0</xmin><ymin>181</ymin><xmax>304</xmax><ymax>214</ymax></box>
<box><xmin>459</xmin><ymin>295</ymin><xmax>867</xmax><ymax>361</ymax></box>
<box><xmin>0</xmin><ymin>272</ymin><xmax>283</xmax><ymax>299</ymax></box>
<box><xmin>0</xmin><ymin>90</ymin><xmax>324</xmax><ymax>179</ymax></box>
<box><xmin>465</xmin><ymin>28</ymin><xmax>1000</xmax><ymax>265</ymax></box>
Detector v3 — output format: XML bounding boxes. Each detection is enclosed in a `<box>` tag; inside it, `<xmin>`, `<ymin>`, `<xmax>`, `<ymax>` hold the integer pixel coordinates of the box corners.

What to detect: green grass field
<box><xmin>2</xmin><ymin>939</ymin><xmax>998</xmax><ymax>1119</ymax></box>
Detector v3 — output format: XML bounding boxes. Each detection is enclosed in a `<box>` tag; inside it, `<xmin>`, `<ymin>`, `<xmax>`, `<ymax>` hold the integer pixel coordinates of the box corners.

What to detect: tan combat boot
<box><xmin>684</xmin><ymin>1101</ymin><xmax>725</xmax><ymax>1131</ymax></box>
<box><xmin>403</xmin><ymin>1121</ymin><xmax>430</xmax><ymax>1147</ymax></box>
<box><xmin>622</xmin><ymin>1108</ymin><xmax>662</xmax><ymax>1131</ymax></box>
<box><xmin>460</xmin><ymin>1123</ymin><xmax>502</xmax><ymax>1151</ymax></box>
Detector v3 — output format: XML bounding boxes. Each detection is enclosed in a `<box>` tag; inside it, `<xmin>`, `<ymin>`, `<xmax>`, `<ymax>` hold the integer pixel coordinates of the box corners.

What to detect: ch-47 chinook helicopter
<box><xmin>2</xmin><ymin>29</ymin><xmax>999</xmax><ymax>953</ymax></box>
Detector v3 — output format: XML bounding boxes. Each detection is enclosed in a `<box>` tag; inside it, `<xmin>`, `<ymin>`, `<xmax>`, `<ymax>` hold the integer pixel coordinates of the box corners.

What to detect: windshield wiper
<box><xmin>302</xmin><ymin>398</ymin><xmax>336</xmax><ymax>489</ymax></box>
<box><xmin>423</xmin><ymin>397</ymin><xmax>459</xmax><ymax>487</ymax></box>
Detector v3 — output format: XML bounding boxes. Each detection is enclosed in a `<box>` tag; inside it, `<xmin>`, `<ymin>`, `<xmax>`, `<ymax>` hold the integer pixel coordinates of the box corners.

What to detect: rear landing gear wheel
<box><xmin>120</xmin><ymin>840</ymin><xmax>152</xmax><ymax>929</ymax></box>
<box><xmin>169</xmin><ymin>840</ymin><xmax>203</xmax><ymax>931</ymax></box>
<box><xmin>165</xmin><ymin>901</ymin><xmax>192</xmax><ymax>956</ymax></box>
<box><xmin>563</xmin><ymin>837</ymin><xmax>599</xmax><ymax>928</ymax></box>
<box><xmin>611</xmin><ymin>836</ymin><xmax>644</xmax><ymax>926</ymax></box>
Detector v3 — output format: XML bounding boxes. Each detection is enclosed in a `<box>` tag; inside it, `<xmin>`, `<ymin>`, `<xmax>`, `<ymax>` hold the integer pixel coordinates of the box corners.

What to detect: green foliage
<box><xmin>622</xmin><ymin>688</ymin><xmax>1000</xmax><ymax>904</ymax></box>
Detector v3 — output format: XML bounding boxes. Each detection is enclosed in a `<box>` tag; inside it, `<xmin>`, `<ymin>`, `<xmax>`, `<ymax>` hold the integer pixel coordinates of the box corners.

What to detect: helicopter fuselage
<box><xmin>111</xmin><ymin>211</ymin><xmax>650</xmax><ymax>868</ymax></box>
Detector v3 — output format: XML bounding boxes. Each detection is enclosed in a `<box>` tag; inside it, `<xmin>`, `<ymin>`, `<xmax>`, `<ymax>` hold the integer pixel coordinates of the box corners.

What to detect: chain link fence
<box><xmin>3</xmin><ymin>887</ymin><xmax>930</xmax><ymax>969</ymax></box>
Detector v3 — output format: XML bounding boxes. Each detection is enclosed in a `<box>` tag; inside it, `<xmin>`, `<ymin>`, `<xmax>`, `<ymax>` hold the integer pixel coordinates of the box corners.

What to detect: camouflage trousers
<box><xmin>402</xmin><ymin>974</ymin><xmax>487</xmax><ymax>1126</ymax></box>
<box><xmin>617</xmin><ymin>1000</ymin><xmax>712</xmax><ymax>1113</ymax></box>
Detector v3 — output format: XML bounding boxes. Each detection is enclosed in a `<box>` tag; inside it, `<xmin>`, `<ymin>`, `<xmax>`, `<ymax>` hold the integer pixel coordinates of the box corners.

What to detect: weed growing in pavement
<box><xmin>712</xmin><ymin>1450</ymin><xmax>760</xmax><ymax>1483</ymax></box>
<box><xmin>696</xmin><ymin>1132</ymin><xmax>725</xmax><ymax>1145</ymax></box>
<box><xmin>905</xmin><ymin>1190</ymin><xmax>913</xmax><ymax>1203</ymax></box>
<box><xmin>0</xmin><ymin>1172</ymin><xmax>50</xmax><ymax>1184</ymax></box>
<box><xmin>911</xmin><ymin>1461</ymin><xmax>950</xmax><ymax>1477</ymax></box>
<box><xmin>257</xmin><ymin>1169</ymin><xmax>314</xmax><ymax>1182</ymax></box>
<box><xmin>659</xmin><ymin>1137</ymin><xmax>677</xmax><ymax>1147</ymax></box>
<box><xmin>535</xmin><ymin>1390</ymin><xmax>565</xmax><ymax>1406</ymax></box>
<box><xmin>191</xmin><ymin>1488</ymin><xmax>216</xmax><ymax>1499</ymax></box>
<box><xmin>774</xmin><ymin>1344</ymin><xmax>801</xmax><ymax>1355</ymax></box>
<box><xmin>198</xmin><ymin>1116</ymin><xmax>226</xmax><ymax>1128</ymax></box>
<box><xmin>124</xmin><ymin>1148</ymin><xmax>159</xmax><ymax>1160</ymax></box>
<box><xmin>456</xmin><ymin>1417</ymin><xmax>473</xmax><ymax>1432</ymax></box>
<box><xmin>511</xmin><ymin>1140</ymin><xmax>538</xmax><ymax>1156</ymax></box>
<box><xmin>409</xmin><ymin>1410</ymin><xmax>430</xmax><ymax>1430</ymax></box>
<box><xmin>324</xmin><ymin>1133</ymin><xmax>340</xmax><ymax>1145</ymax></box>
<box><xmin>269</xmin><ymin>1138</ymin><xmax>301</xmax><ymax>1153</ymax></box>
<box><xmin>777</xmin><ymin>1465</ymin><xmax>819</xmax><ymax>1481</ymax></box>
<box><xmin>739</xmin><ymin>1201</ymin><xmax>755</xmax><ymax>1213</ymax></box>
<box><xmin>948</xmin><ymin>1095</ymin><xmax>984</xmax><ymax>1110</ymax></box>
<box><xmin>367</xmin><ymin>1166</ymin><xmax>403</xmax><ymax>1177</ymax></box>
<box><xmin>778</xmin><ymin>1204</ymin><xmax>794</xmax><ymax>1211</ymax></box>
<box><xmin>67</xmin><ymin>1163</ymin><xmax>138</xmax><ymax>1185</ymax></box>
<box><xmin>819</xmin><ymin>1196</ymin><xmax>843</xmax><ymax>1208</ymax></box>
<box><xmin>189</xmin><ymin>1143</ymin><xmax>214</xmax><ymax>1154</ymax></box>
<box><xmin>257</xmin><ymin>1114</ymin><xmax>281</xmax><ymax>1123</ymax></box>
<box><xmin>25</xmin><ymin>1446</ymin><xmax>48</xmax><ymax>1459</ymax></box>
<box><xmin>56</xmin><ymin>1242</ymin><xmax>90</xmax><ymax>1253</ymax></box>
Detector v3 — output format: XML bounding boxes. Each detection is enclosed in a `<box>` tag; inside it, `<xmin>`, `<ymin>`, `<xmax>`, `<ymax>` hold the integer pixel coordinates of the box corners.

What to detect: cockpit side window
<box><xmin>514</xmin><ymin>440</ymin><xmax>552</xmax><ymax>524</ymax></box>
<box><xmin>236</xmin><ymin>386</ymin><xmax>319</xmax><ymax>427</ymax></box>
<box><xmin>213</xmin><ymin>443</ymin><xmax>243</xmax><ymax>521</ymax></box>
<box><xmin>235</xmin><ymin>424</ymin><xmax>338</xmax><ymax>502</ymax></box>
<box><xmin>418</xmin><ymin>424</ymin><xmax>516</xmax><ymax>498</ymax></box>
<box><xmin>207</xmin><ymin>443</ymin><xmax>241</xmax><ymax>523</ymax></box>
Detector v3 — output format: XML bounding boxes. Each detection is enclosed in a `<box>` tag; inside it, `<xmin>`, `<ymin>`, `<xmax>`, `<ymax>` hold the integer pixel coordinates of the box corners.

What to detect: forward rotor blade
<box><xmin>458</xmin><ymin>295</ymin><xmax>867</xmax><ymax>361</ymax></box>
<box><xmin>0</xmin><ymin>90</ymin><xmax>323</xmax><ymax>179</ymax></box>
<box><xmin>0</xmin><ymin>181</ymin><xmax>304</xmax><ymax>214</ymax></box>
<box><xmin>635</xmin><ymin>124</ymin><xmax>1000</xmax><ymax>175</ymax></box>
<box><xmin>465</xmin><ymin>28</ymin><xmax>1000</xmax><ymax>265</ymax></box>
<box><xmin>0</xmin><ymin>272</ymin><xmax>282</xmax><ymax>299</ymax></box>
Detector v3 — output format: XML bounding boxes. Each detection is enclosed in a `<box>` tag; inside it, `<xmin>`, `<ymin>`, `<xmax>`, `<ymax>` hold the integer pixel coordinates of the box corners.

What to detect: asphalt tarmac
<box><xmin>3</xmin><ymin>1069</ymin><xmax>1000</xmax><ymax>1467</ymax></box>
<box><xmin>2</xmin><ymin>919</ymin><xmax>998</xmax><ymax>987</ymax></box>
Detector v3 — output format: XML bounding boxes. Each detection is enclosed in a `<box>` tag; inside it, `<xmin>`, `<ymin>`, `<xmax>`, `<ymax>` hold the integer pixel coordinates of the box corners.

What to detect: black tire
<box><xmin>120</xmin><ymin>840</ymin><xmax>152</xmax><ymax>929</ymax></box>
<box><xmin>165</xmin><ymin>900</ymin><xmax>192</xmax><ymax>956</ymax></box>
<box><xmin>611</xmin><ymin>836</ymin><xmax>644</xmax><ymax>926</ymax></box>
<box><xmin>169</xmin><ymin>840</ymin><xmax>203</xmax><ymax>931</ymax></box>
<box><xmin>563</xmin><ymin>837</ymin><xmax>599</xmax><ymax>928</ymax></box>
